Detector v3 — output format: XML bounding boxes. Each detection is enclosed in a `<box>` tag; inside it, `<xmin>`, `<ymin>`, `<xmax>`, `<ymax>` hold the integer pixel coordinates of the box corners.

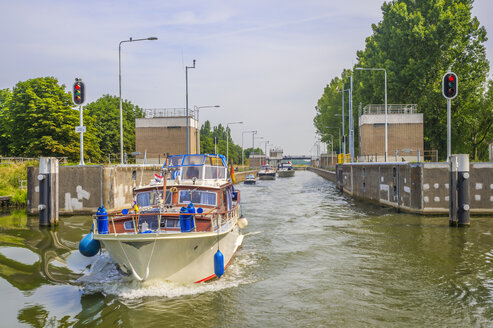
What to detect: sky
<box><xmin>0</xmin><ymin>0</ymin><xmax>492</xmax><ymax>156</ymax></box>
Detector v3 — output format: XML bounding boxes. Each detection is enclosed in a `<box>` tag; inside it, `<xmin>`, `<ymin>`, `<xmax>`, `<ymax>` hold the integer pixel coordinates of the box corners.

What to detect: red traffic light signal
<box><xmin>442</xmin><ymin>72</ymin><xmax>458</xmax><ymax>99</ymax></box>
<box><xmin>73</xmin><ymin>81</ymin><xmax>85</xmax><ymax>105</ymax></box>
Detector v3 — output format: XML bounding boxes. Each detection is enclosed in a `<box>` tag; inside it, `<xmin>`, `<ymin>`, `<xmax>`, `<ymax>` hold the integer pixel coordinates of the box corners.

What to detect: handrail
<box><xmin>92</xmin><ymin>205</ymin><xmax>239</xmax><ymax>235</ymax></box>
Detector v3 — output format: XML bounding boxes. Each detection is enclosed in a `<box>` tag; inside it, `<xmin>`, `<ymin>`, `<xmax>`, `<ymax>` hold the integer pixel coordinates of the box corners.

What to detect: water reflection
<box><xmin>0</xmin><ymin>210</ymin><xmax>81</xmax><ymax>291</ymax></box>
<box><xmin>1</xmin><ymin>171</ymin><xmax>493</xmax><ymax>326</ymax></box>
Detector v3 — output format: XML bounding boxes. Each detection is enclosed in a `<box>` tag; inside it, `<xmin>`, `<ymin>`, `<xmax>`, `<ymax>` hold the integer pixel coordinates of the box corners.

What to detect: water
<box><xmin>1</xmin><ymin>171</ymin><xmax>493</xmax><ymax>327</ymax></box>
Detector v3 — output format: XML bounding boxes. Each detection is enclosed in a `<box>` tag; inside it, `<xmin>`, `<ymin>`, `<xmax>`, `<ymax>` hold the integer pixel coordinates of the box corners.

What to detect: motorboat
<box><xmin>79</xmin><ymin>154</ymin><xmax>248</xmax><ymax>283</ymax></box>
<box><xmin>257</xmin><ymin>164</ymin><xmax>276</xmax><ymax>180</ymax></box>
<box><xmin>277</xmin><ymin>161</ymin><xmax>295</xmax><ymax>178</ymax></box>
<box><xmin>244</xmin><ymin>174</ymin><xmax>256</xmax><ymax>184</ymax></box>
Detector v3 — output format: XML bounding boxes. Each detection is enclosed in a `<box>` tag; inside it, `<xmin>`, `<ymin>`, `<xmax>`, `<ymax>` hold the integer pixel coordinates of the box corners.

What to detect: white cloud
<box><xmin>0</xmin><ymin>0</ymin><xmax>491</xmax><ymax>154</ymax></box>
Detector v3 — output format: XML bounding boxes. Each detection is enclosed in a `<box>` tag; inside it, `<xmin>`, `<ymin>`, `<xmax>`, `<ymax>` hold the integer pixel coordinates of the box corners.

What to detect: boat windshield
<box><xmin>135</xmin><ymin>190</ymin><xmax>171</xmax><ymax>207</ymax></box>
<box><xmin>179</xmin><ymin>189</ymin><xmax>217</xmax><ymax>206</ymax></box>
<box><xmin>166</xmin><ymin>154</ymin><xmax>228</xmax><ymax>180</ymax></box>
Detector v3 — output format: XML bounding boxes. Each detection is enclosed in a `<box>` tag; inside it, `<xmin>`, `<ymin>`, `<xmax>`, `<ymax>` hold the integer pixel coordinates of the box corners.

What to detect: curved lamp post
<box><xmin>195</xmin><ymin>105</ymin><xmax>220</xmax><ymax>153</ymax></box>
<box><xmin>119</xmin><ymin>36</ymin><xmax>158</xmax><ymax>164</ymax></box>
<box><xmin>226</xmin><ymin>121</ymin><xmax>243</xmax><ymax>164</ymax></box>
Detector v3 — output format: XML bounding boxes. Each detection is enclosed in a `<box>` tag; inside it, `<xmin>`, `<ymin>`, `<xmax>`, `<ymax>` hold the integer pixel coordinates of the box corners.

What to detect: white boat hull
<box><xmin>96</xmin><ymin>225</ymin><xmax>243</xmax><ymax>283</ymax></box>
<box><xmin>258</xmin><ymin>173</ymin><xmax>276</xmax><ymax>180</ymax></box>
<box><xmin>277</xmin><ymin>170</ymin><xmax>295</xmax><ymax>177</ymax></box>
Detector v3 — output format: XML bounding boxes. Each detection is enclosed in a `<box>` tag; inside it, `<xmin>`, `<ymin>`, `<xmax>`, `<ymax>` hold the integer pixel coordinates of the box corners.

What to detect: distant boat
<box><xmin>277</xmin><ymin>161</ymin><xmax>295</xmax><ymax>178</ymax></box>
<box><xmin>258</xmin><ymin>164</ymin><xmax>276</xmax><ymax>180</ymax></box>
<box><xmin>80</xmin><ymin>154</ymin><xmax>247</xmax><ymax>283</ymax></box>
<box><xmin>244</xmin><ymin>174</ymin><xmax>256</xmax><ymax>184</ymax></box>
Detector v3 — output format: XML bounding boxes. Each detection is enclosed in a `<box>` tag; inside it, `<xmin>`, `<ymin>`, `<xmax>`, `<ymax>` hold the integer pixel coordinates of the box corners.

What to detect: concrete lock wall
<box><xmin>28</xmin><ymin>165</ymin><xmax>163</xmax><ymax>215</ymax></box>
<box><xmin>27</xmin><ymin>165</ymin><xmax>258</xmax><ymax>215</ymax></box>
<box><xmin>309</xmin><ymin>162</ymin><xmax>493</xmax><ymax>215</ymax></box>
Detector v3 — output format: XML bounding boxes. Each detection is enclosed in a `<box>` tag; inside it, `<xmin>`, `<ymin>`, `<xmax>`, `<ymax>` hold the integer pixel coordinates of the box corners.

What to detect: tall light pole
<box><xmin>345</xmin><ymin>73</ymin><xmax>354</xmax><ymax>163</ymax></box>
<box><xmin>194</xmin><ymin>105</ymin><xmax>220</xmax><ymax>153</ymax></box>
<box><xmin>328</xmin><ymin>134</ymin><xmax>334</xmax><ymax>166</ymax></box>
<box><xmin>328</xmin><ymin>126</ymin><xmax>341</xmax><ymax>153</ymax></box>
<box><xmin>253</xmin><ymin>135</ymin><xmax>263</xmax><ymax>169</ymax></box>
<box><xmin>242</xmin><ymin>130</ymin><xmax>256</xmax><ymax>169</ymax></box>
<box><xmin>226</xmin><ymin>121</ymin><xmax>243</xmax><ymax>165</ymax></box>
<box><xmin>260</xmin><ymin>140</ymin><xmax>269</xmax><ymax>163</ymax></box>
<box><xmin>338</xmin><ymin>88</ymin><xmax>349</xmax><ymax>163</ymax></box>
<box><xmin>119</xmin><ymin>36</ymin><xmax>158</xmax><ymax>164</ymax></box>
<box><xmin>185</xmin><ymin>59</ymin><xmax>196</xmax><ymax>154</ymax></box>
<box><xmin>355</xmin><ymin>67</ymin><xmax>388</xmax><ymax>162</ymax></box>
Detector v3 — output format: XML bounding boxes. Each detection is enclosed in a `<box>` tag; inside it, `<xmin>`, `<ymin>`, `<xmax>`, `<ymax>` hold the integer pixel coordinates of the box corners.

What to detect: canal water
<box><xmin>1</xmin><ymin>170</ymin><xmax>493</xmax><ymax>327</ymax></box>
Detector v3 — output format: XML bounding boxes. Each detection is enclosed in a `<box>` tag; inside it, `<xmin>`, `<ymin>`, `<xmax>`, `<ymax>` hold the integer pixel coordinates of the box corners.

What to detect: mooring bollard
<box><xmin>38</xmin><ymin>157</ymin><xmax>59</xmax><ymax>226</ymax></box>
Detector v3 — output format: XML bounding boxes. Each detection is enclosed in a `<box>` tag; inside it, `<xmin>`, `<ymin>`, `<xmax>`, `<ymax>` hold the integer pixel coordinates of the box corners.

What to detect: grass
<box><xmin>0</xmin><ymin>162</ymin><xmax>34</xmax><ymax>206</ymax></box>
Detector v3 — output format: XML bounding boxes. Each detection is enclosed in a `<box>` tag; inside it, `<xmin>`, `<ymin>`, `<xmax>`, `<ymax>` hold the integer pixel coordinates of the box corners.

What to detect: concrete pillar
<box><xmin>449</xmin><ymin>156</ymin><xmax>458</xmax><ymax>226</ymax></box>
<box><xmin>457</xmin><ymin>154</ymin><xmax>470</xmax><ymax>227</ymax></box>
<box><xmin>38</xmin><ymin>157</ymin><xmax>59</xmax><ymax>226</ymax></box>
<box><xmin>449</xmin><ymin>154</ymin><xmax>470</xmax><ymax>227</ymax></box>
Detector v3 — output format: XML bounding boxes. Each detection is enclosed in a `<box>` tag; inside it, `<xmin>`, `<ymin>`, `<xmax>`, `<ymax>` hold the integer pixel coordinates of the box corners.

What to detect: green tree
<box><xmin>244</xmin><ymin>147</ymin><xmax>264</xmax><ymax>158</ymax></box>
<box><xmin>84</xmin><ymin>95</ymin><xmax>144</xmax><ymax>160</ymax></box>
<box><xmin>314</xmin><ymin>75</ymin><xmax>345</xmax><ymax>153</ymax></box>
<box><xmin>0</xmin><ymin>88</ymin><xmax>12</xmax><ymax>155</ymax></box>
<box><xmin>199</xmin><ymin>120</ymin><xmax>245</xmax><ymax>164</ymax></box>
<box><xmin>3</xmin><ymin>77</ymin><xmax>101</xmax><ymax>161</ymax></box>
<box><xmin>315</xmin><ymin>0</ymin><xmax>492</xmax><ymax>161</ymax></box>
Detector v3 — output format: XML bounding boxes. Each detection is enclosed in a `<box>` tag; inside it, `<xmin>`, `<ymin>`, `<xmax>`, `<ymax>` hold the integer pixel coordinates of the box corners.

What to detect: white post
<box><xmin>447</xmin><ymin>98</ymin><xmax>451</xmax><ymax>161</ymax></box>
<box><xmin>79</xmin><ymin>105</ymin><xmax>84</xmax><ymax>165</ymax></box>
<box><xmin>342</xmin><ymin>87</ymin><xmax>345</xmax><ymax>163</ymax></box>
<box><xmin>384</xmin><ymin>69</ymin><xmax>388</xmax><ymax>162</ymax></box>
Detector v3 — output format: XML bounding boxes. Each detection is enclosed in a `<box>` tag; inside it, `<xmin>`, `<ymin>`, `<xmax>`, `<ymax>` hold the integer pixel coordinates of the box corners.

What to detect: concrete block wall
<box><xmin>421</xmin><ymin>163</ymin><xmax>449</xmax><ymax>214</ymax></box>
<box><xmin>28</xmin><ymin>165</ymin><xmax>258</xmax><ymax>215</ymax></box>
<box><xmin>470</xmin><ymin>163</ymin><xmax>493</xmax><ymax>214</ymax></box>
<box><xmin>28</xmin><ymin>165</ymin><xmax>163</xmax><ymax>215</ymax></box>
<box><xmin>311</xmin><ymin>161</ymin><xmax>493</xmax><ymax>215</ymax></box>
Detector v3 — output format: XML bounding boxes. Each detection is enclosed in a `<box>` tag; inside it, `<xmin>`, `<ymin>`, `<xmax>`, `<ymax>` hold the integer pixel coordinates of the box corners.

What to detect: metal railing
<box><xmin>360</xmin><ymin>104</ymin><xmax>418</xmax><ymax>116</ymax></box>
<box><xmin>144</xmin><ymin>108</ymin><xmax>196</xmax><ymax>119</ymax></box>
<box><xmin>93</xmin><ymin>202</ymin><xmax>241</xmax><ymax>236</ymax></box>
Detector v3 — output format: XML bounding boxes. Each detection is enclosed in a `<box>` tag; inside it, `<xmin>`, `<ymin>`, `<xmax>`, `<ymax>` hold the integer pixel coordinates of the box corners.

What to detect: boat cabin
<box><xmin>96</xmin><ymin>154</ymin><xmax>239</xmax><ymax>235</ymax></box>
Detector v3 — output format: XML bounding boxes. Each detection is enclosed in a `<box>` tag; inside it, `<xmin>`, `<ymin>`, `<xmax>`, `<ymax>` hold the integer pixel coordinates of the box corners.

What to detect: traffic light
<box><xmin>442</xmin><ymin>72</ymin><xmax>458</xmax><ymax>99</ymax></box>
<box><xmin>73</xmin><ymin>81</ymin><xmax>85</xmax><ymax>105</ymax></box>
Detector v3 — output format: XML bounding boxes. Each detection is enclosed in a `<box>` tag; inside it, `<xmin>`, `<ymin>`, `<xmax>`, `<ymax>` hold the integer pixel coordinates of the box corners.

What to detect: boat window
<box><xmin>168</xmin><ymin>156</ymin><xmax>184</xmax><ymax>167</ymax></box>
<box><xmin>204</xmin><ymin>165</ymin><xmax>226</xmax><ymax>179</ymax></box>
<box><xmin>205</xmin><ymin>156</ymin><xmax>224</xmax><ymax>166</ymax></box>
<box><xmin>124</xmin><ymin>220</ymin><xmax>134</xmax><ymax>230</ymax></box>
<box><xmin>179</xmin><ymin>190</ymin><xmax>217</xmax><ymax>206</ymax></box>
<box><xmin>135</xmin><ymin>190</ymin><xmax>171</xmax><ymax>207</ymax></box>
<box><xmin>183</xmin><ymin>155</ymin><xmax>205</xmax><ymax>166</ymax></box>
<box><xmin>182</xmin><ymin>166</ymin><xmax>202</xmax><ymax>179</ymax></box>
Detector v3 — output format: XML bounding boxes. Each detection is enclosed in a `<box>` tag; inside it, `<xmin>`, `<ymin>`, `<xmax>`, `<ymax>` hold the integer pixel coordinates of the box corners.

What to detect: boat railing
<box><xmin>92</xmin><ymin>205</ymin><xmax>240</xmax><ymax>236</ymax></box>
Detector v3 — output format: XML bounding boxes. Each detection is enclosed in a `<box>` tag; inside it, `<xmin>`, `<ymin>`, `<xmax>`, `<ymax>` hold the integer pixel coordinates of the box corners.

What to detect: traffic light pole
<box><xmin>79</xmin><ymin>105</ymin><xmax>84</xmax><ymax>165</ymax></box>
<box><xmin>447</xmin><ymin>98</ymin><xmax>451</xmax><ymax>161</ymax></box>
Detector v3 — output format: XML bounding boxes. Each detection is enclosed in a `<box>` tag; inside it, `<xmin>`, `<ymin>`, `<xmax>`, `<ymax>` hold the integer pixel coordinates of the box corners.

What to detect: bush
<box><xmin>0</xmin><ymin>162</ymin><xmax>29</xmax><ymax>205</ymax></box>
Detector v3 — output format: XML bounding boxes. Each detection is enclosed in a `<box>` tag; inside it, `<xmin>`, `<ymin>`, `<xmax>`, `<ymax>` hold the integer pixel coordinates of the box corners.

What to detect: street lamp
<box><xmin>226</xmin><ymin>121</ymin><xmax>243</xmax><ymax>165</ymax></box>
<box><xmin>260</xmin><ymin>140</ymin><xmax>269</xmax><ymax>163</ymax></box>
<box><xmin>328</xmin><ymin>134</ymin><xmax>334</xmax><ymax>166</ymax></box>
<box><xmin>328</xmin><ymin>126</ymin><xmax>341</xmax><ymax>153</ymax></box>
<box><xmin>253</xmin><ymin>135</ymin><xmax>263</xmax><ymax>169</ymax></box>
<box><xmin>119</xmin><ymin>36</ymin><xmax>158</xmax><ymax>164</ymax></box>
<box><xmin>337</xmin><ymin>87</ymin><xmax>350</xmax><ymax>163</ymax></box>
<box><xmin>185</xmin><ymin>59</ymin><xmax>196</xmax><ymax>154</ymax></box>
<box><xmin>194</xmin><ymin>105</ymin><xmax>220</xmax><ymax>153</ymax></box>
<box><xmin>355</xmin><ymin>67</ymin><xmax>388</xmax><ymax>162</ymax></box>
<box><xmin>242</xmin><ymin>130</ymin><xmax>256</xmax><ymax>169</ymax></box>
